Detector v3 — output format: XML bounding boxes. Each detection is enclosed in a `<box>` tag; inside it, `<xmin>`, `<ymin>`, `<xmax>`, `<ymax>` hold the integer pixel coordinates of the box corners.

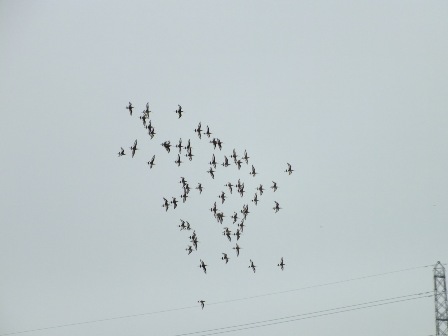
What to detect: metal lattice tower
<box><xmin>434</xmin><ymin>261</ymin><xmax>448</xmax><ymax>336</ymax></box>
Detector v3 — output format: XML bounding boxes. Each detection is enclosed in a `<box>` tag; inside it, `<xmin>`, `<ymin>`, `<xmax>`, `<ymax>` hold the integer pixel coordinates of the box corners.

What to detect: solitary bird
<box><xmin>196</xmin><ymin>183</ymin><xmax>203</xmax><ymax>194</ymax></box>
<box><xmin>198</xmin><ymin>300</ymin><xmax>205</xmax><ymax>309</ymax></box>
<box><xmin>118</xmin><ymin>147</ymin><xmax>125</xmax><ymax>157</ymax></box>
<box><xmin>278</xmin><ymin>257</ymin><xmax>285</xmax><ymax>270</ymax></box>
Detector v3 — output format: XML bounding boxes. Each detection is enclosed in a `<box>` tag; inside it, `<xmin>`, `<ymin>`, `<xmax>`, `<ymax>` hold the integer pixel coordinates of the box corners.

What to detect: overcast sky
<box><xmin>1</xmin><ymin>1</ymin><xmax>448</xmax><ymax>336</ymax></box>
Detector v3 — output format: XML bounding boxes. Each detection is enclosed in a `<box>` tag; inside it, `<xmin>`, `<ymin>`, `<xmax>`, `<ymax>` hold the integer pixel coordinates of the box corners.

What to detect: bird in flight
<box><xmin>273</xmin><ymin>201</ymin><xmax>281</xmax><ymax>213</ymax></box>
<box><xmin>198</xmin><ymin>300</ymin><xmax>205</xmax><ymax>309</ymax></box>
<box><xmin>256</xmin><ymin>184</ymin><xmax>264</xmax><ymax>195</ymax></box>
<box><xmin>249</xmin><ymin>165</ymin><xmax>257</xmax><ymax>177</ymax></box>
<box><xmin>161</xmin><ymin>141</ymin><xmax>171</xmax><ymax>153</ymax></box>
<box><xmin>207</xmin><ymin>167</ymin><xmax>215</xmax><ymax>179</ymax></box>
<box><xmin>251</xmin><ymin>193</ymin><xmax>259</xmax><ymax>206</ymax></box>
<box><xmin>248</xmin><ymin>259</ymin><xmax>256</xmax><ymax>273</ymax></box>
<box><xmin>130</xmin><ymin>139</ymin><xmax>138</xmax><ymax>158</ymax></box>
<box><xmin>194</xmin><ymin>122</ymin><xmax>202</xmax><ymax>139</ymax></box>
<box><xmin>242</xmin><ymin>150</ymin><xmax>250</xmax><ymax>164</ymax></box>
<box><xmin>147</xmin><ymin>155</ymin><xmax>155</xmax><ymax>169</ymax></box>
<box><xmin>175</xmin><ymin>105</ymin><xmax>183</xmax><ymax>118</ymax></box>
<box><xmin>222</xmin><ymin>253</ymin><xmax>230</xmax><ymax>264</ymax></box>
<box><xmin>118</xmin><ymin>147</ymin><xmax>125</xmax><ymax>157</ymax></box>
<box><xmin>196</xmin><ymin>183</ymin><xmax>203</xmax><ymax>194</ymax></box>
<box><xmin>278</xmin><ymin>257</ymin><xmax>285</xmax><ymax>270</ymax></box>
<box><xmin>175</xmin><ymin>154</ymin><xmax>182</xmax><ymax>167</ymax></box>
<box><xmin>271</xmin><ymin>181</ymin><xmax>278</xmax><ymax>192</ymax></box>
<box><xmin>126</xmin><ymin>102</ymin><xmax>133</xmax><ymax>115</ymax></box>
<box><xmin>162</xmin><ymin>197</ymin><xmax>170</xmax><ymax>212</ymax></box>
<box><xmin>233</xmin><ymin>243</ymin><xmax>242</xmax><ymax>257</ymax></box>
<box><xmin>199</xmin><ymin>259</ymin><xmax>207</xmax><ymax>274</ymax></box>
<box><xmin>205</xmin><ymin>126</ymin><xmax>212</xmax><ymax>138</ymax></box>
<box><xmin>285</xmin><ymin>163</ymin><xmax>294</xmax><ymax>175</ymax></box>
<box><xmin>209</xmin><ymin>154</ymin><xmax>217</xmax><ymax>169</ymax></box>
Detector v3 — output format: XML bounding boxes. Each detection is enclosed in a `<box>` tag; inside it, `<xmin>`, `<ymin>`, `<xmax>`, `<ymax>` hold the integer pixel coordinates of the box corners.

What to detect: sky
<box><xmin>1</xmin><ymin>1</ymin><xmax>448</xmax><ymax>335</ymax></box>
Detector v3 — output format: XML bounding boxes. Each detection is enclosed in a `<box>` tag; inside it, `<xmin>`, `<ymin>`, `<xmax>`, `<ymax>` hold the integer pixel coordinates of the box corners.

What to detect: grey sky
<box><xmin>1</xmin><ymin>1</ymin><xmax>447</xmax><ymax>335</ymax></box>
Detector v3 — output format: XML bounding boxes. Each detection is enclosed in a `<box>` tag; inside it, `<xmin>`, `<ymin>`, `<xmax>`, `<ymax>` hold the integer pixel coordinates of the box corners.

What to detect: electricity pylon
<box><xmin>434</xmin><ymin>261</ymin><xmax>448</xmax><ymax>336</ymax></box>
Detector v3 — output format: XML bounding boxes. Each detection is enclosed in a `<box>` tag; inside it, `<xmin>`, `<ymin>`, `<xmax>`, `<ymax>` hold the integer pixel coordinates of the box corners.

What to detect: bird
<box><xmin>126</xmin><ymin>102</ymin><xmax>133</xmax><ymax>115</ymax></box>
<box><xmin>207</xmin><ymin>167</ymin><xmax>215</xmax><ymax>179</ymax></box>
<box><xmin>186</xmin><ymin>245</ymin><xmax>193</xmax><ymax>255</ymax></box>
<box><xmin>233</xmin><ymin>229</ymin><xmax>241</xmax><ymax>241</ymax></box>
<box><xmin>185</xmin><ymin>148</ymin><xmax>194</xmax><ymax>161</ymax></box>
<box><xmin>236</xmin><ymin>159</ymin><xmax>242</xmax><ymax>170</ymax></box>
<box><xmin>196</xmin><ymin>183</ymin><xmax>203</xmax><ymax>194</ymax></box>
<box><xmin>278</xmin><ymin>257</ymin><xmax>285</xmax><ymax>270</ymax></box>
<box><xmin>256</xmin><ymin>184</ymin><xmax>264</xmax><ymax>195</ymax></box>
<box><xmin>130</xmin><ymin>139</ymin><xmax>138</xmax><ymax>158</ymax></box>
<box><xmin>162</xmin><ymin>197</ymin><xmax>170</xmax><ymax>211</ymax></box>
<box><xmin>225</xmin><ymin>182</ymin><xmax>233</xmax><ymax>194</ymax></box>
<box><xmin>175</xmin><ymin>138</ymin><xmax>183</xmax><ymax>153</ymax></box>
<box><xmin>249</xmin><ymin>165</ymin><xmax>257</xmax><ymax>177</ymax></box>
<box><xmin>118</xmin><ymin>147</ymin><xmax>125</xmax><ymax>157</ymax></box>
<box><xmin>175</xmin><ymin>105</ymin><xmax>183</xmax><ymax>118</ymax></box>
<box><xmin>231</xmin><ymin>212</ymin><xmax>238</xmax><ymax>224</ymax></box>
<box><xmin>205</xmin><ymin>126</ymin><xmax>212</xmax><ymax>138</ymax></box>
<box><xmin>222</xmin><ymin>253</ymin><xmax>230</xmax><ymax>264</ymax></box>
<box><xmin>218</xmin><ymin>191</ymin><xmax>226</xmax><ymax>204</ymax></box>
<box><xmin>242</xmin><ymin>150</ymin><xmax>250</xmax><ymax>164</ymax></box>
<box><xmin>223</xmin><ymin>227</ymin><xmax>231</xmax><ymax>241</ymax></box>
<box><xmin>198</xmin><ymin>300</ymin><xmax>205</xmax><ymax>309</ymax></box>
<box><xmin>216</xmin><ymin>139</ymin><xmax>223</xmax><ymax>150</ymax></box>
<box><xmin>171</xmin><ymin>197</ymin><xmax>178</xmax><ymax>209</ymax></box>
<box><xmin>194</xmin><ymin>122</ymin><xmax>202</xmax><ymax>139</ymax></box>
<box><xmin>233</xmin><ymin>243</ymin><xmax>242</xmax><ymax>257</ymax></box>
<box><xmin>147</xmin><ymin>155</ymin><xmax>155</xmax><ymax>169</ymax></box>
<box><xmin>230</xmin><ymin>149</ymin><xmax>238</xmax><ymax>162</ymax></box>
<box><xmin>161</xmin><ymin>141</ymin><xmax>171</xmax><ymax>153</ymax></box>
<box><xmin>251</xmin><ymin>193</ymin><xmax>259</xmax><ymax>205</ymax></box>
<box><xmin>209</xmin><ymin>154</ymin><xmax>217</xmax><ymax>168</ymax></box>
<box><xmin>273</xmin><ymin>201</ymin><xmax>281</xmax><ymax>213</ymax></box>
<box><xmin>199</xmin><ymin>259</ymin><xmax>207</xmax><ymax>274</ymax></box>
<box><xmin>222</xmin><ymin>156</ymin><xmax>230</xmax><ymax>167</ymax></box>
<box><xmin>248</xmin><ymin>259</ymin><xmax>256</xmax><ymax>273</ymax></box>
<box><xmin>271</xmin><ymin>181</ymin><xmax>278</xmax><ymax>192</ymax></box>
<box><xmin>175</xmin><ymin>154</ymin><xmax>182</xmax><ymax>167</ymax></box>
<box><xmin>285</xmin><ymin>163</ymin><xmax>294</xmax><ymax>175</ymax></box>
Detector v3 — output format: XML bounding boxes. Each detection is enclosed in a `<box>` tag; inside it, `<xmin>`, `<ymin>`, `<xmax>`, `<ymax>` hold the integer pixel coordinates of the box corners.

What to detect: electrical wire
<box><xmin>173</xmin><ymin>292</ymin><xmax>433</xmax><ymax>336</ymax></box>
<box><xmin>0</xmin><ymin>263</ymin><xmax>436</xmax><ymax>336</ymax></box>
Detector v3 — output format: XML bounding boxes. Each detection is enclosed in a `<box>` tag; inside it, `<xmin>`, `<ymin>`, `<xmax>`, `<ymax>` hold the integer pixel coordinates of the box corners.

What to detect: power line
<box><xmin>207</xmin><ymin>264</ymin><xmax>434</xmax><ymax>307</ymax></box>
<box><xmin>174</xmin><ymin>292</ymin><xmax>432</xmax><ymax>336</ymax></box>
<box><xmin>0</xmin><ymin>263</ymin><xmax>435</xmax><ymax>336</ymax></box>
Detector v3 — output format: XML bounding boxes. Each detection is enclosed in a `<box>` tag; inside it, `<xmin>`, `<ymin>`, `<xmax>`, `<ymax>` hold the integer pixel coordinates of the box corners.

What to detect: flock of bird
<box><xmin>119</xmin><ymin>101</ymin><xmax>294</xmax><ymax>309</ymax></box>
